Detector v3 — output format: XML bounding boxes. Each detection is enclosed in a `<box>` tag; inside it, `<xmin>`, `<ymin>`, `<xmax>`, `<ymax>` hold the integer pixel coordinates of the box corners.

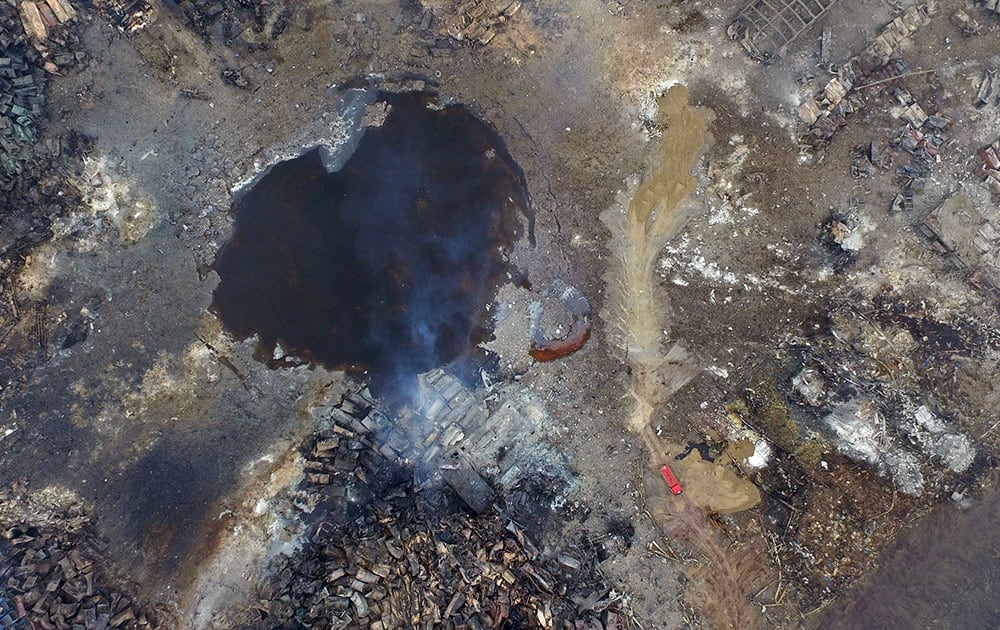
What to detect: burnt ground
<box><xmin>1</xmin><ymin>0</ymin><xmax>999</xmax><ymax>628</ymax></box>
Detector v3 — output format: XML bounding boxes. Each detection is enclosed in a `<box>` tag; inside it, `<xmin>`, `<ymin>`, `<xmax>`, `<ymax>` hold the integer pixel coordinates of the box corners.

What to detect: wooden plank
<box><xmin>45</xmin><ymin>0</ymin><xmax>78</xmax><ymax>23</ymax></box>
<box><xmin>37</xmin><ymin>1</ymin><xmax>59</xmax><ymax>27</ymax></box>
<box><xmin>19</xmin><ymin>2</ymin><xmax>48</xmax><ymax>40</ymax></box>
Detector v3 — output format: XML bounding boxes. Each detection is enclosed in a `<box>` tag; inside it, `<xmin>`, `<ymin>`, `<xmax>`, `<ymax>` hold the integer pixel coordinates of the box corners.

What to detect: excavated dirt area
<box><xmin>1</xmin><ymin>0</ymin><xmax>1000</xmax><ymax>628</ymax></box>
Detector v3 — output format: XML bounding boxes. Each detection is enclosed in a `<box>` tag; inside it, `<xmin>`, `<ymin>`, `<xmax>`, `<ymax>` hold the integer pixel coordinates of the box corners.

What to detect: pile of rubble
<box><xmin>441</xmin><ymin>0</ymin><xmax>523</xmax><ymax>46</ymax></box>
<box><xmin>241</xmin><ymin>453</ymin><xmax>618</xmax><ymax>629</ymax></box>
<box><xmin>976</xmin><ymin>137</ymin><xmax>1000</xmax><ymax>196</ymax></box>
<box><xmin>0</xmin><ymin>485</ymin><xmax>166</xmax><ymax>630</ymax></box>
<box><xmin>0</xmin><ymin>2</ymin><xmax>81</xmax><ymax>191</ymax></box>
<box><xmin>88</xmin><ymin>0</ymin><xmax>152</xmax><ymax>34</ymax></box>
<box><xmin>780</xmin><ymin>295</ymin><xmax>985</xmax><ymax>496</ymax></box>
<box><xmin>887</xmin><ymin>90</ymin><xmax>952</xmax><ymax>211</ymax></box>
<box><xmin>174</xmin><ymin>0</ymin><xmax>292</xmax><ymax>43</ymax></box>
<box><xmin>798</xmin><ymin>4</ymin><xmax>932</xmax><ymax>146</ymax></box>
<box><xmin>223</xmin><ymin>379</ymin><xmax>619</xmax><ymax>628</ymax></box>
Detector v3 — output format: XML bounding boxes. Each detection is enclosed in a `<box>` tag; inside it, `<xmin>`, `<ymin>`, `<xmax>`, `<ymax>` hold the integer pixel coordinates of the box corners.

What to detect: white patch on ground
<box><xmin>688</xmin><ymin>256</ymin><xmax>738</xmax><ymax>284</ymax></box>
<box><xmin>54</xmin><ymin>155</ymin><xmax>159</xmax><ymax>249</ymax></box>
<box><xmin>723</xmin><ymin>419</ymin><xmax>771</xmax><ymax>470</ymax></box>
<box><xmin>707</xmin><ymin>200</ymin><xmax>732</xmax><ymax>225</ymax></box>
<box><xmin>16</xmin><ymin>242</ymin><xmax>62</xmax><ymax>299</ymax></box>
<box><xmin>745</xmin><ymin>440</ymin><xmax>772</xmax><ymax>468</ymax></box>
<box><xmin>658</xmin><ymin>234</ymin><xmax>795</xmax><ymax>293</ymax></box>
<box><xmin>792</xmin><ymin>367</ymin><xmax>828</xmax><ymax>407</ymax></box>
<box><xmin>830</xmin><ymin>211</ymin><xmax>876</xmax><ymax>251</ymax></box>
<box><xmin>911</xmin><ymin>405</ymin><xmax>975</xmax><ymax>473</ymax></box>
<box><xmin>824</xmin><ymin>400</ymin><xmax>924</xmax><ymax>495</ymax></box>
<box><xmin>186</xmin><ymin>447</ymin><xmax>306</xmax><ymax>629</ymax></box>
<box><xmin>825</xmin><ymin>401</ymin><xmax>881</xmax><ymax>462</ymax></box>
<box><xmin>705</xmin><ymin>365</ymin><xmax>729</xmax><ymax>378</ymax></box>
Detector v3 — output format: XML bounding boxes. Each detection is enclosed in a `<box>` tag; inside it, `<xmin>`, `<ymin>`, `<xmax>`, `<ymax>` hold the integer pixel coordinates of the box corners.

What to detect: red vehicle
<box><xmin>660</xmin><ymin>464</ymin><xmax>683</xmax><ymax>495</ymax></box>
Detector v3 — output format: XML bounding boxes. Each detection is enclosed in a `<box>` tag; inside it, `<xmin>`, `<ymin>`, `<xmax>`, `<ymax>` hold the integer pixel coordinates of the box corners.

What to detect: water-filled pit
<box><xmin>211</xmin><ymin>91</ymin><xmax>532</xmax><ymax>393</ymax></box>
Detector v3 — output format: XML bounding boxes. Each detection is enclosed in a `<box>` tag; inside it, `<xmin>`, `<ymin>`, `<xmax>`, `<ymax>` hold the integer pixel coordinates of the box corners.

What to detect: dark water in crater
<box><xmin>821</xmin><ymin>487</ymin><xmax>1000</xmax><ymax>629</ymax></box>
<box><xmin>211</xmin><ymin>91</ymin><xmax>532</xmax><ymax>393</ymax></box>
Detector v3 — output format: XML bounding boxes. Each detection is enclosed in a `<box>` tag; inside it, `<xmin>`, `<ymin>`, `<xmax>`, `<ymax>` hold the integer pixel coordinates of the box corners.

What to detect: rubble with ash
<box><xmin>0</xmin><ymin>483</ymin><xmax>168</xmax><ymax>630</ymax></box>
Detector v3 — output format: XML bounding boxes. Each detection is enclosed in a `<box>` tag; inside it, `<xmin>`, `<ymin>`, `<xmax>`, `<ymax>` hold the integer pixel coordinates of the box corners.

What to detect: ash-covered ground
<box><xmin>1</xmin><ymin>0</ymin><xmax>999</xmax><ymax>628</ymax></box>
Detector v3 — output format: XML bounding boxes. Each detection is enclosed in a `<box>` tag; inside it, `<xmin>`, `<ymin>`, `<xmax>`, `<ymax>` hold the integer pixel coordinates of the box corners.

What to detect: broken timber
<box><xmin>729</xmin><ymin>0</ymin><xmax>842</xmax><ymax>62</ymax></box>
<box><xmin>797</xmin><ymin>4</ymin><xmax>933</xmax><ymax>147</ymax></box>
<box><xmin>18</xmin><ymin>0</ymin><xmax>77</xmax><ymax>43</ymax></box>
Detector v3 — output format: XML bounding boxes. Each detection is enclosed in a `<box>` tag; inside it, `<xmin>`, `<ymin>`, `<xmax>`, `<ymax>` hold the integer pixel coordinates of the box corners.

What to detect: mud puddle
<box><xmin>601</xmin><ymin>84</ymin><xmax>711</xmax><ymax>432</ymax></box>
<box><xmin>211</xmin><ymin>91</ymin><xmax>532</xmax><ymax>394</ymax></box>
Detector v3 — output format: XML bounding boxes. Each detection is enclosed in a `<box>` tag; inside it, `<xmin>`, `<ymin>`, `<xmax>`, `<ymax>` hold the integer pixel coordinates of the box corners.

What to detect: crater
<box><xmin>210</xmin><ymin>91</ymin><xmax>532</xmax><ymax>393</ymax></box>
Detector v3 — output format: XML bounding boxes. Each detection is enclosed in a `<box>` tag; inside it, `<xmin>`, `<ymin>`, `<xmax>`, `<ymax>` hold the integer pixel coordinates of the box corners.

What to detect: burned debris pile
<box><xmin>233</xmin><ymin>388</ymin><xmax>620</xmax><ymax>630</ymax></box>
<box><xmin>87</xmin><ymin>0</ymin><xmax>151</xmax><ymax>34</ymax></box>
<box><xmin>441</xmin><ymin>0</ymin><xmax>523</xmax><ymax>47</ymax></box>
<box><xmin>778</xmin><ymin>294</ymin><xmax>988</xmax><ymax>497</ymax></box>
<box><xmin>173</xmin><ymin>0</ymin><xmax>293</xmax><ymax>43</ymax></box>
<box><xmin>797</xmin><ymin>4</ymin><xmax>931</xmax><ymax>147</ymax></box>
<box><xmin>0</xmin><ymin>1</ymin><xmax>81</xmax><ymax>192</ymax></box>
<box><xmin>0</xmin><ymin>485</ymin><xmax>166</xmax><ymax>630</ymax></box>
<box><xmin>242</xmin><ymin>488</ymin><xmax>617</xmax><ymax>629</ymax></box>
<box><xmin>729</xmin><ymin>0</ymin><xmax>841</xmax><ymax>62</ymax></box>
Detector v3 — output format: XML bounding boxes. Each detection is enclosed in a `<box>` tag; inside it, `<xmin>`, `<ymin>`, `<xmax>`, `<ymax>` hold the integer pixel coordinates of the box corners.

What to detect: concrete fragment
<box><xmin>797</xmin><ymin>100</ymin><xmax>821</xmax><ymax>125</ymax></box>
<box><xmin>37</xmin><ymin>1</ymin><xmax>59</xmax><ymax>27</ymax></box>
<box><xmin>819</xmin><ymin>27</ymin><xmax>831</xmax><ymax>64</ymax></box>
<box><xmin>901</xmin><ymin>102</ymin><xmax>927</xmax><ymax>127</ymax></box>
<box><xmin>441</xmin><ymin>458</ymin><xmax>495</xmax><ymax>514</ymax></box>
<box><xmin>976</xmin><ymin>69</ymin><xmax>997</xmax><ymax>108</ymax></box>
<box><xmin>823</xmin><ymin>78</ymin><xmax>849</xmax><ymax>106</ymax></box>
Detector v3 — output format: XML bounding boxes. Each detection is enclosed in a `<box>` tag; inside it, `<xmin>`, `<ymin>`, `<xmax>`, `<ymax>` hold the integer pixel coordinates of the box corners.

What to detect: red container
<box><xmin>659</xmin><ymin>464</ymin><xmax>683</xmax><ymax>495</ymax></box>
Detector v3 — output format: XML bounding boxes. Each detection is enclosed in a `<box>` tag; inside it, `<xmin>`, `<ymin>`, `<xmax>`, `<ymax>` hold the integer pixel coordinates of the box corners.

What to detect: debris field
<box><xmin>1</xmin><ymin>0</ymin><xmax>999</xmax><ymax>628</ymax></box>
